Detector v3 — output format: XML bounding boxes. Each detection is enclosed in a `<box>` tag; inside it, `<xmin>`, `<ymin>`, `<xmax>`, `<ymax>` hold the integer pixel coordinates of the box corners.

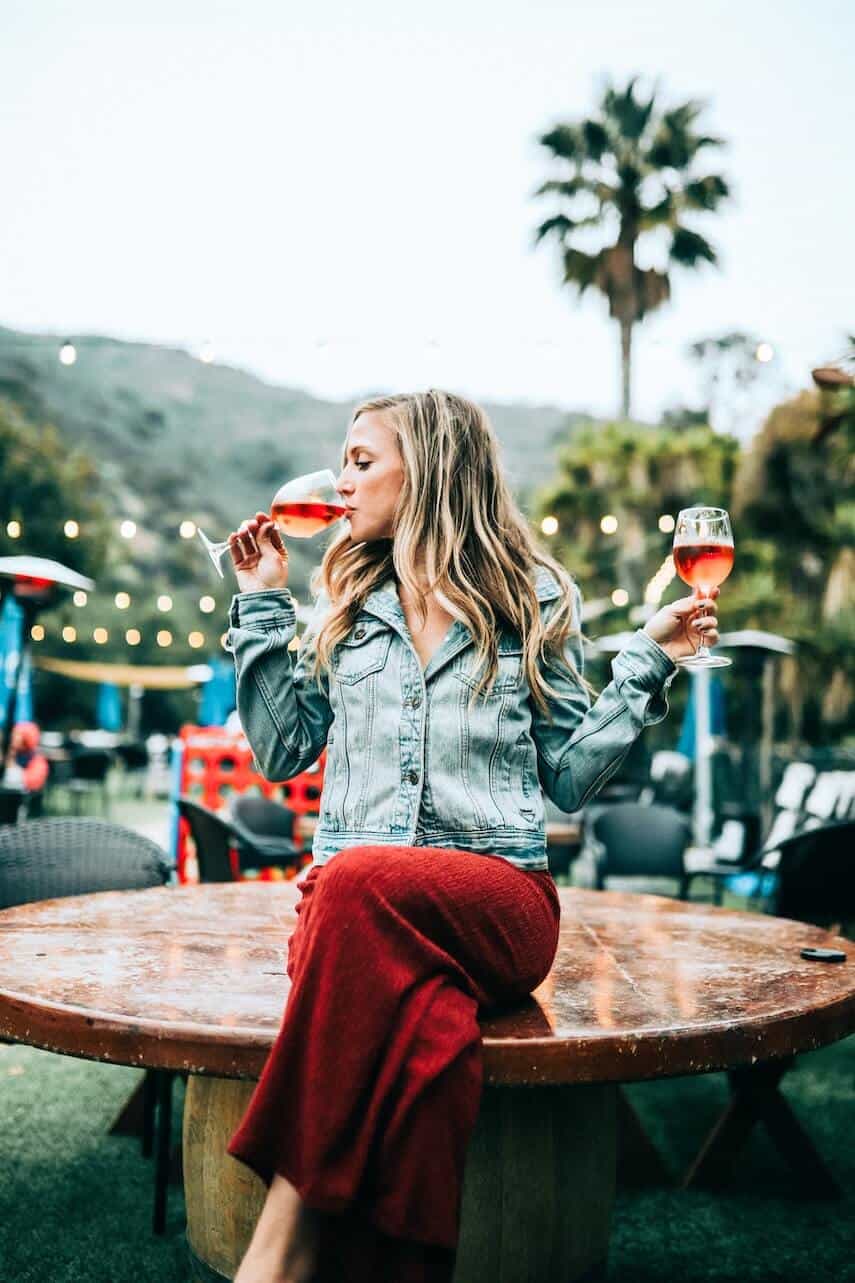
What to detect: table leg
<box><xmin>183</xmin><ymin>1077</ymin><xmax>617</xmax><ymax>1283</ymax></box>
<box><xmin>682</xmin><ymin>1057</ymin><xmax>841</xmax><ymax>1197</ymax></box>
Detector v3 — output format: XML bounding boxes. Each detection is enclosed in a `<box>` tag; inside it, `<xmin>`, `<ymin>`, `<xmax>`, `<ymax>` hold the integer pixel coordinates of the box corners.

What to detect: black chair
<box><xmin>590</xmin><ymin>802</ymin><xmax>692</xmax><ymax>898</ymax></box>
<box><xmin>113</xmin><ymin>741</ymin><xmax>150</xmax><ymax>799</ymax></box>
<box><xmin>0</xmin><ymin>818</ymin><xmax>176</xmax><ymax>1232</ymax></box>
<box><xmin>230</xmin><ymin>794</ymin><xmax>302</xmax><ymax>872</ymax></box>
<box><xmin>176</xmin><ymin>797</ymin><xmax>241</xmax><ymax>882</ymax></box>
<box><xmin>66</xmin><ymin>748</ymin><xmax>113</xmax><ymax>815</ymax></box>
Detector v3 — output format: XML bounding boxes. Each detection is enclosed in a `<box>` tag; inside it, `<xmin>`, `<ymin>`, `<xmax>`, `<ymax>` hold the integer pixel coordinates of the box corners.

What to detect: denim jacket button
<box><xmin>410</xmin><ymin>695</ymin><xmax>422</xmax><ymax>709</ymax></box>
<box><xmin>406</xmin><ymin>770</ymin><xmax>419</xmax><ymax>785</ymax></box>
<box><xmin>353</xmin><ymin>627</ymin><xmax>366</xmax><ymax>640</ymax></box>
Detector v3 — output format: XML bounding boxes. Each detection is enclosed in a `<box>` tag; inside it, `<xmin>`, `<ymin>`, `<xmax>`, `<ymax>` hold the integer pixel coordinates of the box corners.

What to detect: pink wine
<box><xmin>271</xmin><ymin>500</ymin><xmax>346</xmax><ymax>538</ymax></box>
<box><xmin>673</xmin><ymin>541</ymin><xmax>734</xmax><ymax>590</ymax></box>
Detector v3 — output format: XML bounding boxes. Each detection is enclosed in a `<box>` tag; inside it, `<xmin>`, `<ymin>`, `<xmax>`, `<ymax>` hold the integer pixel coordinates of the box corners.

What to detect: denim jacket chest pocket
<box><xmin>453</xmin><ymin>637</ymin><xmax>524</xmax><ymax>698</ymax></box>
<box><xmin>331</xmin><ymin>619</ymin><xmax>393</xmax><ymax>685</ymax></box>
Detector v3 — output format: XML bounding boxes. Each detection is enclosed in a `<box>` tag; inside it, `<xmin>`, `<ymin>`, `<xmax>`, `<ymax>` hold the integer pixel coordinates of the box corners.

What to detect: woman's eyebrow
<box><xmin>346</xmin><ymin>443</ymin><xmax>376</xmax><ymax>459</ymax></box>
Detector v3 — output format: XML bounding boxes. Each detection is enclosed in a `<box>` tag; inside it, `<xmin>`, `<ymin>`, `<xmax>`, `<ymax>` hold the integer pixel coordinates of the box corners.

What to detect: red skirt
<box><xmin>227</xmin><ymin>844</ymin><xmax>560</xmax><ymax>1282</ymax></box>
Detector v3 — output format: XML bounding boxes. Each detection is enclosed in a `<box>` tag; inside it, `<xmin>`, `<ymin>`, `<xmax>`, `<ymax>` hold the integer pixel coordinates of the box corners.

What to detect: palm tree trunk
<box><xmin>619</xmin><ymin>320</ymin><xmax>632</xmax><ymax>418</ymax></box>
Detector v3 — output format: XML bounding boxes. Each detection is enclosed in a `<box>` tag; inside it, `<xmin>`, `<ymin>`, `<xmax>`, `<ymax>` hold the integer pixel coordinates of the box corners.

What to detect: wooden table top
<box><xmin>0</xmin><ymin>883</ymin><xmax>852</xmax><ymax>1085</ymax></box>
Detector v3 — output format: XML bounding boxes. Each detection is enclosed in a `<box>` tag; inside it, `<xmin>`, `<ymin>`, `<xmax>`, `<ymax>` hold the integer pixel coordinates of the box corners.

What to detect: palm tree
<box><xmin>534</xmin><ymin>78</ymin><xmax>730</xmax><ymax>418</ymax></box>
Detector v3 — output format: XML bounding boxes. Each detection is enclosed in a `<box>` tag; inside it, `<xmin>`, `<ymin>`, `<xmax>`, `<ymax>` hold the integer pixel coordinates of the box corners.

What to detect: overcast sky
<box><xmin>2</xmin><ymin>0</ymin><xmax>852</xmax><ymax>428</ymax></box>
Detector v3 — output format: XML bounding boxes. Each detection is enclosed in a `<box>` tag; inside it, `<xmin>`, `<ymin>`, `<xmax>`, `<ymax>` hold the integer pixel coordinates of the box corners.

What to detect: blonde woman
<box><xmin>226</xmin><ymin>391</ymin><xmax>719</xmax><ymax>1283</ymax></box>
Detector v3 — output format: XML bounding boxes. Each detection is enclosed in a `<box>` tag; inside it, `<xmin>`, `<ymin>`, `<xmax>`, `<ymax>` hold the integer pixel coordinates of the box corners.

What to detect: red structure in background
<box><xmin>175</xmin><ymin>725</ymin><xmax>325</xmax><ymax>883</ymax></box>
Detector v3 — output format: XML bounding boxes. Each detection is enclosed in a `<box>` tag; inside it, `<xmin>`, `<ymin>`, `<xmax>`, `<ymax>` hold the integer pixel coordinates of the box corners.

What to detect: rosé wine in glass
<box><xmin>672</xmin><ymin>507</ymin><xmax>734</xmax><ymax>669</ymax></box>
<box><xmin>197</xmin><ymin>469</ymin><xmax>344</xmax><ymax>578</ymax></box>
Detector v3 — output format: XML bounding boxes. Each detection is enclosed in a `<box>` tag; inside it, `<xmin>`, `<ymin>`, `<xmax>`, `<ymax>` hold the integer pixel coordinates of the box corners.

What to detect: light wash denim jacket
<box><xmin>227</xmin><ymin>568</ymin><xmax>677</xmax><ymax>872</ymax></box>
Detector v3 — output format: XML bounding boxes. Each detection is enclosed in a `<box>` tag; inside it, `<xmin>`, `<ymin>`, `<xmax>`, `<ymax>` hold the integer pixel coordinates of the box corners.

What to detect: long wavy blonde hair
<box><xmin>311</xmin><ymin>390</ymin><xmax>585</xmax><ymax>714</ymax></box>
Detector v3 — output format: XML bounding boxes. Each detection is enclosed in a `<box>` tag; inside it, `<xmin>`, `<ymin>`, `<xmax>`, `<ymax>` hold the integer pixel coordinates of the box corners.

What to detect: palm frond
<box><xmin>562</xmin><ymin>247</ymin><xmax>602</xmax><ymax>294</ymax></box>
<box><xmin>539</xmin><ymin>124</ymin><xmax>583</xmax><ymax>162</ymax></box>
<box><xmin>670</xmin><ymin>226</ymin><xmax>718</xmax><ymax>267</ymax></box>
<box><xmin>684</xmin><ymin>174</ymin><xmax>730</xmax><ymax>210</ymax></box>
<box><xmin>601</xmin><ymin>78</ymin><xmax>656</xmax><ymax>142</ymax></box>
<box><xmin>534</xmin><ymin>215</ymin><xmax>576</xmax><ymax>244</ymax></box>
<box><xmin>581</xmin><ymin>118</ymin><xmax>609</xmax><ymax>160</ymax></box>
<box><xmin>533</xmin><ymin>177</ymin><xmax>598</xmax><ymax>200</ymax></box>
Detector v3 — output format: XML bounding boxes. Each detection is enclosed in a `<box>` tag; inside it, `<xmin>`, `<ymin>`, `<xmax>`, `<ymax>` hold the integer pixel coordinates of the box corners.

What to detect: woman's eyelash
<box><xmin>355</xmin><ymin>460</ymin><xmax>370</xmax><ymax>470</ymax></box>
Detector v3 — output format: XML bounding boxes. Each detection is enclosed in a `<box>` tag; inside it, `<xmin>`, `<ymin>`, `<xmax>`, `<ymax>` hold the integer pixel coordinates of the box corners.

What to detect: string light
<box><xmin>755</xmin><ymin>342</ymin><xmax>774</xmax><ymax>363</ymax></box>
<box><xmin>188</xmin><ymin>631</ymin><xmax>205</xmax><ymax>649</ymax></box>
<box><xmin>93</xmin><ymin>628</ymin><xmax>109</xmax><ymax>644</ymax></box>
<box><xmin>179</xmin><ymin>521</ymin><xmax>197</xmax><ymax>538</ymax></box>
<box><xmin>157</xmin><ymin>594</ymin><xmax>172</xmax><ymax>611</ymax></box>
<box><xmin>658</xmin><ymin>514</ymin><xmax>675</xmax><ymax>533</ymax></box>
<box><xmin>611</xmin><ymin>589</ymin><xmax>629</xmax><ymax>607</ymax></box>
<box><xmin>156</xmin><ymin>630</ymin><xmax>173</xmax><ymax>647</ymax></box>
<box><xmin>199</xmin><ymin>341</ymin><xmax>215</xmax><ymax>363</ymax></box>
<box><xmin>73</xmin><ymin>591</ymin><xmax>87</xmax><ymax>607</ymax></box>
<box><xmin>199</xmin><ymin>595</ymin><xmax>216</xmax><ymax>613</ymax></box>
<box><xmin>62</xmin><ymin>626</ymin><xmax>77</xmax><ymax>643</ymax></box>
<box><xmin>540</xmin><ymin>516</ymin><xmax>559</xmax><ymax>536</ymax></box>
<box><xmin>59</xmin><ymin>341</ymin><xmax>77</xmax><ymax>366</ymax></box>
<box><xmin>126</xmin><ymin>629</ymin><xmax>141</xmax><ymax>645</ymax></box>
<box><xmin>6</xmin><ymin>520</ymin><xmax>21</xmax><ymax>538</ymax></box>
<box><xmin>114</xmin><ymin>592</ymin><xmax>131</xmax><ymax>609</ymax></box>
<box><xmin>64</xmin><ymin>519</ymin><xmax>79</xmax><ymax>538</ymax></box>
<box><xmin>120</xmin><ymin>520</ymin><xmax>137</xmax><ymax>538</ymax></box>
<box><xmin>31</xmin><ymin>625</ymin><xmax>45</xmax><ymax>641</ymax></box>
<box><xmin>600</xmin><ymin>515</ymin><xmax>618</xmax><ymax>534</ymax></box>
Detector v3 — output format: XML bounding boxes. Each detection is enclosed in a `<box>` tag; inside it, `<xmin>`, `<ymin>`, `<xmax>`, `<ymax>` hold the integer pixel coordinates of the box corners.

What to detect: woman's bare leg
<box><xmin>233</xmin><ymin>1174</ymin><xmax>322</xmax><ymax>1283</ymax></box>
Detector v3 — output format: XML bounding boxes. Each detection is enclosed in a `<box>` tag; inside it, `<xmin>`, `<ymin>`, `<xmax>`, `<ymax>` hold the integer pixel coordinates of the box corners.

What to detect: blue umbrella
<box><xmin>96</xmin><ymin>681</ymin><xmax>123</xmax><ymax>732</ymax></box>
<box><xmin>0</xmin><ymin>596</ymin><xmax>32</xmax><ymax>727</ymax></box>
<box><xmin>198</xmin><ymin>656</ymin><xmax>236</xmax><ymax>727</ymax></box>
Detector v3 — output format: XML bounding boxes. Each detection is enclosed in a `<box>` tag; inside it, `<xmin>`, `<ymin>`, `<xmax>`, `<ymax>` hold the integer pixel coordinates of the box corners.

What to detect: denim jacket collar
<box><xmin>359</xmin><ymin>567</ymin><xmax>564</xmax><ymax>683</ymax></box>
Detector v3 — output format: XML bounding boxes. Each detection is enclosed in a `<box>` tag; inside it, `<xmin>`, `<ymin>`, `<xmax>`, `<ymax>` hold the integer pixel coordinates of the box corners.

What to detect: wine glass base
<box><xmin>675</xmin><ymin>653</ymin><xmax>732</xmax><ymax>670</ymax></box>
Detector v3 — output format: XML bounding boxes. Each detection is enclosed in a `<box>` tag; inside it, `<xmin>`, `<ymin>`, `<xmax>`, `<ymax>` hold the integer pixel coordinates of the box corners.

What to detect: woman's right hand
<box><xmin>229</xmin><ymin>511</ymin><xmax>289</xmax><ymax>593</ymax></box>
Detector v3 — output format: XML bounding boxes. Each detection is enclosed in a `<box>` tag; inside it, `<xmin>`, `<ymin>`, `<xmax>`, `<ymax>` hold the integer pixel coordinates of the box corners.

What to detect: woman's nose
<box><xmin>335</xmin><ymin>471</ymin><xmax>351</xmax><ymax>495</ymax></box>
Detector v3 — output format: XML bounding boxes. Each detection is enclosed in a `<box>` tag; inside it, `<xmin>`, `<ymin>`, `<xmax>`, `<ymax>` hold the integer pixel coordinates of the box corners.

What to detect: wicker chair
<box><xmin>0</xmin><ymin>819</ymin><xmax>176</xmax><ymax>1233</ymax></box>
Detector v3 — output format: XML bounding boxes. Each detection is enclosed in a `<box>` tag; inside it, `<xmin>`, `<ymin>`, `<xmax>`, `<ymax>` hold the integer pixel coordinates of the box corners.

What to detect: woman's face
<box><xmin>336</xmin><ymin>411</ymin><xmax>405</xmax><ymax>543</ymax></box>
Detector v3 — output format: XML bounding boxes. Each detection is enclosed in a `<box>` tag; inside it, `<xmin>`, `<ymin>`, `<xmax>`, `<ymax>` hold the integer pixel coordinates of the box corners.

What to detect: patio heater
<box><xmin>0</xmin><ymin>556</ymin><xmax>95</xmax><ymax>762</ymax></box>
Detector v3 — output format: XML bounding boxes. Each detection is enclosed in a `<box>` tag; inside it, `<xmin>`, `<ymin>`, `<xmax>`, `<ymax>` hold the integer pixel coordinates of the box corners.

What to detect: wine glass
<box><xmin>672</xmin><ymin>506</ymin><xmax>734</xmax><ymax>669</ymax></box>
<box><xmin>197</xmin><ymin>469</ymin><xmax>345</xmax><ymax>578</ymax></box>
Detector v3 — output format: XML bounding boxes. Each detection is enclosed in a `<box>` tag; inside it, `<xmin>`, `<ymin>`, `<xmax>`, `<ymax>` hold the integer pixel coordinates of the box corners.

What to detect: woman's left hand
<box><xmin>643</xmin><ymin>587</ymin><xmax>720</xmax><ymax>663</ymax></box>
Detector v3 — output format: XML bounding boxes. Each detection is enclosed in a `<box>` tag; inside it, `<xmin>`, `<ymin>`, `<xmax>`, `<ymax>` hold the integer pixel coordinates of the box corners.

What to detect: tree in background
<box><xmin>534</xmin><ymin>78</ymin><xmax>730</xmax><ymax>418</ymax></box>
<box><xmin>0</xmin><ymin>398</ymin><xmax>109</xmax><ymax>578</ymax></box>
<box><xmin>536</xmin><ymin>419</ymin><xmax>738</xmax><ymax>611</ymax></box>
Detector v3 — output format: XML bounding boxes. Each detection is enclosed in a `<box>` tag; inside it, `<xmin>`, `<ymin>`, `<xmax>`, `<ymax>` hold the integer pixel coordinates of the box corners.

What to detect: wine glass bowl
<box><xmin>197</xmin><ymin>469</ymin><xmax>345</xmax><ymax>578</ymax></box>
<box><xmin>672</xmin><ymin>506</ymin><xmax>733</xmax><ymax>669</ymax></box>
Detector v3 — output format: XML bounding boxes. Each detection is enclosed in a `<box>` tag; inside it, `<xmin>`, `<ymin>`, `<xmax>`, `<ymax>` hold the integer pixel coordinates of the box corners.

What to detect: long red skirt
<box><xmin>227</xmin><ymin>844</ymin><xmax>561</xmax><ymax>1282</ymax></box>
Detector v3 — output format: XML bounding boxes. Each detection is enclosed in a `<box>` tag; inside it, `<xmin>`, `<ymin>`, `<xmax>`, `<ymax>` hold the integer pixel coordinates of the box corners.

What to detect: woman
<box><xmin>226</xmin><ymin>390</ymin><xmax>719</xmax><ymax>1283</ymax></box>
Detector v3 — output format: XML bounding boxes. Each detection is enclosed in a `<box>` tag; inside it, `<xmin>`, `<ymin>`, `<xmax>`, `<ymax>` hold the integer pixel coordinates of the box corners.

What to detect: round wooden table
<box><xmin>1</xmin><ymin>883</ymin><xmax>853</xmax><ymax>1282</ymax></box>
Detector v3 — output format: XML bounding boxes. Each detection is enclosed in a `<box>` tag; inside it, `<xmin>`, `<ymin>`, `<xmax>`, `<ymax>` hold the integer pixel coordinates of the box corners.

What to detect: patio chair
<box><xmin>176</xmin><ymin>797</ymin><xmax>241</xmax><ymax>882</ymax></box>
<box><xmin>0</xmin><ymin>786</ymin><xmax>28</xmax><ymax>826</ymax></box>
<box><xmin>0</xmin><ymin>818</ymin><xmax>176</xmax><ymax>1233</ymax></box>
<box><xmin>66</xmin><ymin>747</ymin><xmax>113</xmax><ymax>815</ymax></box>
<box><xmin>230</xmin><ymin>794</ymin><xmax>302</xmax><ymax>871</ymax></box>
<box><xmin>590</xmin><ymin>802</ymin><xmax>692</xmax><ymax>898</ymax></box>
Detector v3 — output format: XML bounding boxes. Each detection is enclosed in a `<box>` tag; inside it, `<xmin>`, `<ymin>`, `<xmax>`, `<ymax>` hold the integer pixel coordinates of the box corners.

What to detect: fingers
<box><xmin>228</xmin><ymin>515</ymin><xmax>287</xmax><ymax>567</ymax></box>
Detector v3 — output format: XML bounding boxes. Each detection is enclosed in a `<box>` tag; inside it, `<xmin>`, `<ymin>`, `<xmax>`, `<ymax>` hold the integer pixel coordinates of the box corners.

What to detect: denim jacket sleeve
<box><xmin>531</xmin><ymin>583</ymin><xmax>678</xmax><ymax>812</ymax></box>
<box><xmin>227</xmin><ymin>588</ymin><xmax>333</xmax><ymax>781</ymax></box>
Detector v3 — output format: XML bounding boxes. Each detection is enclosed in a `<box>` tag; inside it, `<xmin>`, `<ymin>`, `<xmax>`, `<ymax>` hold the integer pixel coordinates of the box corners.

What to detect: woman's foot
<box><xmin>233</xmin><ymin>1175</ymin><xmax>322</xmax><ymax>1283</ymax></box>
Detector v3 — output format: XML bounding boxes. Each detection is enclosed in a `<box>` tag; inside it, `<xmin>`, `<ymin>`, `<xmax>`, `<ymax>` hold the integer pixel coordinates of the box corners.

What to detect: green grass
<box><xmin>1</xmin><ymin>1037</ymin><xmax>853</xmax><ymax>1281</ymax></box>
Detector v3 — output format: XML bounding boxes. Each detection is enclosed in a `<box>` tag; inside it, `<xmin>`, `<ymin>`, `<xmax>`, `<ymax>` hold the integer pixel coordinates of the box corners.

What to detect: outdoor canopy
<box><xmin>34</xmin><ymin>656</ymin><xmax>214</xmax><ymax>690</ymax></box>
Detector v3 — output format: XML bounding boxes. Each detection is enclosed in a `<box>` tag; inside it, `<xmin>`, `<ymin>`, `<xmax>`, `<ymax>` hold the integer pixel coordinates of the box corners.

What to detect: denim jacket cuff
<box><xmin>611</xmin><ymin>629</ymin><xmax>678</xmax><ymax>693</ymax></box>
<box><xmin>228</xmin><ymin>589</ymin><xmax>297</xmax><ymax>631</ymax></box>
